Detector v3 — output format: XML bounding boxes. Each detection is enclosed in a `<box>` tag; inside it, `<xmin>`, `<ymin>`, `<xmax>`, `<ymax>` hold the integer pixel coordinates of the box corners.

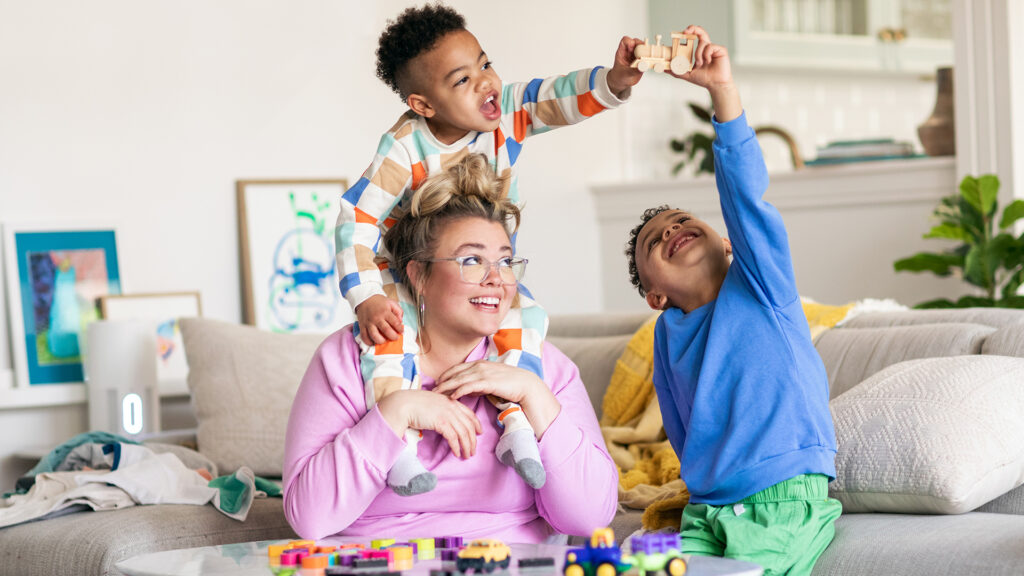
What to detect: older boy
<box><xmin>625</xmin><ymin>26</ymin><xmax>841</xmax><ymax>576</ymax></box>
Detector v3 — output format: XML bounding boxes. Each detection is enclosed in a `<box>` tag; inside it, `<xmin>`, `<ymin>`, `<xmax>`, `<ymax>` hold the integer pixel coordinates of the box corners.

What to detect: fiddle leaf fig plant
<box><xmin>894</xmin><ymin>174</ymin><xmax>1024</xmax><ymax>308</ymax></box>
<box><xmin>669</xmin><ymin>102</ymin><xmax>716</xmax><ymax>176</ymax></box>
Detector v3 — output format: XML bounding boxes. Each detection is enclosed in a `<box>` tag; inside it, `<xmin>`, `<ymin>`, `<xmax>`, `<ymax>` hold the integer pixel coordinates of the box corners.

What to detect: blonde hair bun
<box><xmin>410</xmin><ymin>154</ymin><xmax>507</xmax><ymax>218</ymax></box>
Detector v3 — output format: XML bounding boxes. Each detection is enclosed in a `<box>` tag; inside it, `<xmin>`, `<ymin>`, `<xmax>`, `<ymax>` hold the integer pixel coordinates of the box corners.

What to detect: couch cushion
<box><xmin>981</xmin><ymin>324</ymin><xmax>1024</xmax><ymax>358</ymax></box>
<box><xmin>812</xmin><ymin>512</ymin><xmax>1024</xmax><ymax>576</ymax></box>
<box><xmin>0</xmin><ymin>498</ymin><xmax>296</xmax><ymax>576</ymax></box>
<box><xmin>548</xmin><ymin>334</ymin><xmax>630</xmax><ymax>414</ymax></box>
<box><xmin>829</xmin><ymin>356</ymin><xmax>1024</xmax><ymax>514</ymax></box>
<box><xmin>180</xmin><ymin>318</ymin><xmax>323</xmax><ymax>476</ymax></box>
<box><xmin>815</xmin><ymin>324</ymin><xmax>994</xmax><ymax>398</ymax></box>
<box><xmin>976</xmin><ymin>483</ymin><xmax>1024</xmax><ymax>515</ymax></box>
<box><xmin>841</xmin><ymin>307</ymin><xmax>1024</xmax><ymax>329</ymax></box>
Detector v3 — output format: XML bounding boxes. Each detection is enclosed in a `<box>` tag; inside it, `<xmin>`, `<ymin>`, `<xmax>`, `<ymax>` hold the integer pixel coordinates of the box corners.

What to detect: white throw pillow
<box><xmin>829</xmin><ymin>355</ymin><xmax>1024</xmax><ymax>514</ymax></box>
<box><xmin>179</xmin><ymin>318</ymin><xmax>325</xmax><ymax>477</ymax></box>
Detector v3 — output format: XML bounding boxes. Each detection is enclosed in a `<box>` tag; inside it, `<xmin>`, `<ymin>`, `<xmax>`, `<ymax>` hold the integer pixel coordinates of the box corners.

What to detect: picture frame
<box><xmin>236</xmin><ymin>179</ymin><xmax>353</xmax><ymax>333</ymax></box>
<box><xmin>1</xmin><ymin>223</ymin><xmax>122</xmax><ymax>407</ymax></box>
<box><xmin>99</xmin><ymin>291</ymin><xmax>202</xmax><ymax>397</ymax></box>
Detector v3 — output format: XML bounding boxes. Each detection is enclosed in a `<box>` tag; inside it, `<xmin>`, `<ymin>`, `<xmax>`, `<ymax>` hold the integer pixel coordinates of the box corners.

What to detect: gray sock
<box><xmin>387</xmin><ymin>443</ymin><xmax>436</xmax><ymax>496</ymax></box>
<box><xmin>496</xmin><ymin>428</ymin><xmax>546</xmax><ymax>489</ymax></box>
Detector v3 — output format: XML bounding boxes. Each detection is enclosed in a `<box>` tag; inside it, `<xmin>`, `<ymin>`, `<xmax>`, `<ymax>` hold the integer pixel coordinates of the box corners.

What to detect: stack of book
<box><xmin>807</xmin><ymin>139</ymin><xmax>923</xmax><ymax>166</ymax></box>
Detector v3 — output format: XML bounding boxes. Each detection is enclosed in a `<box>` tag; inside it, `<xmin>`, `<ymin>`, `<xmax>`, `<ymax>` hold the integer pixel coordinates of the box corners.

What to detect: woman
<box><xmin>282</xmin><ymin>155</ymin><xmax>617</xmax><ymax>542</ymax></box>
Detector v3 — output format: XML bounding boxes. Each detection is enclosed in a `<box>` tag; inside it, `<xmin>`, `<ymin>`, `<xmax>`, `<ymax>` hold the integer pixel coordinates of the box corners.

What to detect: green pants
<box><xmin>680</xmin><ymin>474</ymin><xmax>841</xmax><ymax>576</ymax></box>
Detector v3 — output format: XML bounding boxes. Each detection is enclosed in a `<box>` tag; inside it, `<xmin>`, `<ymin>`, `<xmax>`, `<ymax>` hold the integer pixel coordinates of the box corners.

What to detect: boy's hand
<box><xmin>356</xmin><ymin>294</ymin><xmax>404</xmax><ymax>346</ymax></box>
<box><xmin>668</xmin><ymin>25</ymin><xmax>741</xmax><ymax>123</ymax></box>
<box><xmin>606</xmin><ymin>36</ymin><xmax>645</xmax><ymax>98</ymax></box>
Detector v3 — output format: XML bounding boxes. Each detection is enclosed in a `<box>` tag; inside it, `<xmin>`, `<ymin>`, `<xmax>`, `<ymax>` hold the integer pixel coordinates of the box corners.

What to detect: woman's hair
<box><xmin>383</xmin><ymin>154</ymin><xmax>520</xmax><ymax>293</ymax></box>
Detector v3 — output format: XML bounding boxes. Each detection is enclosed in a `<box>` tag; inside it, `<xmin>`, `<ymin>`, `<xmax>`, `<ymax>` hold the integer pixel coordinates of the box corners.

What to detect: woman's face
<box><xmin>416</xmin><ymin>217</ymin><xmax>517</xmax><ymax>344</ymax></box>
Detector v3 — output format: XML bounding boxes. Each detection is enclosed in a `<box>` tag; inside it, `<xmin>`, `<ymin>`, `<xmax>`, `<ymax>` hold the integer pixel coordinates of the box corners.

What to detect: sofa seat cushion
<box><xmin>180</xmin><ymin>318</ymin><xmax>324</xmax><ymax>476</ymax></box>
<box><xmin>840</xmin><ymin>307</ymin><xmax>1024</xmax><ymax>329</ymax></box>
<box><xmin>815</xmin><ymin>324</ymin><xmax>994</xmax><ymax>398</ymax></box>
<box><xmin>0</xmin><ymin>498</ymin><xmax>296</xmax><ymax>576</ymax></box>
<box><xmin>812</xmin><ymin>512</ymin><xmax>1024</xmax><ymax>576</ymax></box>
<box><xmin>830</xmin><ymin>356</ymin><xmax>1024</xmax><ymax>514</ymax></box>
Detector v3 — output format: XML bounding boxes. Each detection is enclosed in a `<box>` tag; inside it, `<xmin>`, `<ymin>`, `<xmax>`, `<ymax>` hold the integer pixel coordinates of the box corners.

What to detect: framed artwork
<box><xmin>99</xmin><ymin>291</ymin><xmax>202</xmax><ymax>397</ymax></box>
<box><xmin>236</xmin><ymin>179</ymin><xmax>354</xmax><ymax>333</ymax></box>
<box><xmin>1</xmin><ymin>223</ymin><xmax>122</xmax><ymax>407</ymax></box>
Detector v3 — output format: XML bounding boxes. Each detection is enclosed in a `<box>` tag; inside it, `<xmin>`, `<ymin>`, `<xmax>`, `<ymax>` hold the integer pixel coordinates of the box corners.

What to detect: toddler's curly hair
<box><xmin>376</xmin><ymin>3</ymin><xmax>467</xmax><ymax>100</ymax></box>
<box><xmin>625</xmin><ymin>205</ymin><xmax>674</xmax><ymax>297</ymax></box>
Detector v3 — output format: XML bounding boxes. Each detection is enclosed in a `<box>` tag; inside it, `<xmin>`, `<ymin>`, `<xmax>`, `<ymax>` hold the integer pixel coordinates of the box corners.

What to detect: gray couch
<box><xmin>2</xmin><ymin>309</ymin><xmax>1024</xmax><ymax>575</ymax></box>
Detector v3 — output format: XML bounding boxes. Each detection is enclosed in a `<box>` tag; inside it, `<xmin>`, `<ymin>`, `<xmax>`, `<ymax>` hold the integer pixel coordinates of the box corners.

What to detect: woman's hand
<box><xmin>376</xmin><ymin>389</ymin><xmax>482</xmax><ymax>458</ymax></box>
<box><xmin>433</xmin><ymin>361</ymin><xmax>561</xmax><ymax>438</ymax></box>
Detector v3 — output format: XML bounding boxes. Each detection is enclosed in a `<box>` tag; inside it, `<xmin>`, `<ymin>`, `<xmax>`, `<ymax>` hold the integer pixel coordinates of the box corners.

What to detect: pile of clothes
<box><xmin>1</xmin><ymin>431</ymin><xmax>279</xmax><ymax>529</ymax></box>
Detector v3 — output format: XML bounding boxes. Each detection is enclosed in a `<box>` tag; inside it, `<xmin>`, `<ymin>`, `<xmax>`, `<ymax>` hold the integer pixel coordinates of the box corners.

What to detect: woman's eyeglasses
<box><xmin>421</xmin><ymin>256</ymin><xmax>528</xmax><ymax>285</ymax></box>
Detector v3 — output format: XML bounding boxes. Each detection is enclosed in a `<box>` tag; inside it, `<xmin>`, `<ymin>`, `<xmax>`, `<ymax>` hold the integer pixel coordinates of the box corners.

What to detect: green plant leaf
<box><xmin>688</xmin><ymin>102</ymin><xmax>713</xmax><ymax>123</ymax></box>
<box><xmin>699</xmin><ymin>151</ymin><xmax>716</xmax><ymax>175</ymax></box>
<box><xmin>963</xmin><ymin>244</ymin><xmax>990</xmax><ymax>291</ymax></box>
<box><xmin>913</xmin><ymin>298</ymin><xmax>958</xmax><ymax>309</ymax></box>
<box><xmin>1000</xmin><ymin>199</ymin><xmax>1024</xmax><ymax>229</ymax></box>
<box><xmin>671</xmin><ymin>161</ymin><xmax>686</xmax><ymax>175</ymax></box>
<box><xmin>956</xmin><ymin>295</ymin><xmax>996</xmax><ymax>307</ymax></box>
<box><xmin>893</xmin><ymin>252</ymin><xmax>960</xmax><ymax>276</ymax></box>
<box><xmin>923</xmin><ymin>223</ymin><xmax>970</xmax><ymax>241</ymax></box>
<box><xmin>998</xmin><ymin>295</ymin><xmax>1024</xmax><ymax>308</ymax></box>
<box><xmin>960</xmin><ymin>175</ymin><xmax>982</xmax><ymax>213</ymax></box>
<box><xmin>1001</xmin><ymin>268</ymin><xmax>1024</xmax><ymax>300</ymax></box>
<box><xmin>669</xmin><ymin>138</ymin><xmax>686</xmax><ymax>153</ymax></box>
<box><xmin>979</xmin><ymin>174</ymin><xmax>1000</xmax><ymax>216</ymax></box>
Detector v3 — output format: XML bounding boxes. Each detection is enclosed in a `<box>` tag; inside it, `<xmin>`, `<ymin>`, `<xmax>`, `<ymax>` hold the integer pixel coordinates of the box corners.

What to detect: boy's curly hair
<box><xmin>625</xmin><ymin>205</ymin><xmax>674</xmax><ymax>297</ymax></box>
<box><xmin>376</xmin><ymin>3</ymin><xmax>467</xmax><ymax>100</ymax></box>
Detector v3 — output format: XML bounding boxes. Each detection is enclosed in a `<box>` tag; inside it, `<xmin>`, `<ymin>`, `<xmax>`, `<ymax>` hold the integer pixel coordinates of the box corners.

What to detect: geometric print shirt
<box><xmin>335</xmin><ymin>66</ymin><xmax>629</xmax><ymax>308</ymax></box>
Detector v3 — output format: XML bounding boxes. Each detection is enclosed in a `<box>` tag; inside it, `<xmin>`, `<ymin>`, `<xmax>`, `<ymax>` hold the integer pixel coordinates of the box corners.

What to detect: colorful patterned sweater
<box><xmin>336</xmin><ymin>66</ymin><xmax>629</xmax><ymax>309</ymax></box>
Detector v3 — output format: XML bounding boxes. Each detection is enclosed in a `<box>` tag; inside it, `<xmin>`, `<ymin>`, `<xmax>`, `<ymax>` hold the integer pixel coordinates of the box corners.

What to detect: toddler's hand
<box><xmin>606</xmin><ymin>36</ymin><xmax>645</xmax><ymax>97</ymax></box>
<box><xmin>356</xmin><ymin>294</ymin><xmax>404</xmax><ymax>346</ymax></box>
<box><xmin>668</xmin><ymin>25</ymin><xmax>733</xmax><ymax>89</ymax></box>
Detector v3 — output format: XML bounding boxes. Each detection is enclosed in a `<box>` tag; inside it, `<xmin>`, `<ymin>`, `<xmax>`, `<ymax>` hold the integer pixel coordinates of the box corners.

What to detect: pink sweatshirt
<box><xmin>282</xmin><ymin>327</ymin><xmax>618</xmax><ymax>542</ymax></box>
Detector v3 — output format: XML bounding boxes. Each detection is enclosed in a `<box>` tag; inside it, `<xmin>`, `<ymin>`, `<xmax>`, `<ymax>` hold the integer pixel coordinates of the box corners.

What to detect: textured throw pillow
<box><xmin>830</xmin><ymin>355</ymin><xmax>1024</xmax><ymax>514</ymax></box>
<box><xmin>179</xmin><ymin>318</ymin><xmax>325</xmax><ymax>477</ymax></box>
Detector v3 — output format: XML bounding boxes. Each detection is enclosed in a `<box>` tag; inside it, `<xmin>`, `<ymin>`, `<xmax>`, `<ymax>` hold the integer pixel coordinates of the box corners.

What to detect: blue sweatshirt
<box><xmin>652</xmin><ymin>113</ymin><xmax>837</xmax><ymax>505</ymax></box>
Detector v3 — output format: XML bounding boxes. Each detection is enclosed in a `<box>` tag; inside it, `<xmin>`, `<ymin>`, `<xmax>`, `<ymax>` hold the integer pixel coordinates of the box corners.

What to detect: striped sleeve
<box><xmin>335</xmin><ymin>126</ymin><xmax>414</xmax><ymax>308</ymax></box>
<box><xmin>502</xmin><ymin>66</ymin><xmax>629</xmax><ymax>144</ymax></box>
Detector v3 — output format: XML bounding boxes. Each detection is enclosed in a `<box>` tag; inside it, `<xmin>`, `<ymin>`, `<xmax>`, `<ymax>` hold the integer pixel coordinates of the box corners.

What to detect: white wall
<box><xmin>0</xmin><ymin>0</ymin><xmax>645</xmax><ymax>488</ymax></box>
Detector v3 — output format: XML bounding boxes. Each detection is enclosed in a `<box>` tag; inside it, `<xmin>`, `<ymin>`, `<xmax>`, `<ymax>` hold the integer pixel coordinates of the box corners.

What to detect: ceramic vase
<box><xmin>918</xmin><ymin>67</ymin><xmax>955</xmax><ymax>156</ymax></box>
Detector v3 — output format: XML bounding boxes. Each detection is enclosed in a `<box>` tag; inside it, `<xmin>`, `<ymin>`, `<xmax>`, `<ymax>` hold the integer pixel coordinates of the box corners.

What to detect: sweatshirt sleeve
<box><xmin>502</xmin><ymin>67</ymin><xmax>629</xmax><ymax>143</ymax></box>
<box><xmin>712</xmin><ymin>112</ymin><xmax>799</xmax><ymax>307</ymax></box>
<box><xmin>335</xmin><ymin>127</ymin><xmax>414</xmax><ymax>309</ymax></box>
<box><xmin>533</xmin><ymin>341</ymin><xmax>618</xmax><ymax>536</ymax></box>
<box><xmin>282</xmin><ymin>328</ymin><xmax>408</xmax><ymax>540</ymax></box>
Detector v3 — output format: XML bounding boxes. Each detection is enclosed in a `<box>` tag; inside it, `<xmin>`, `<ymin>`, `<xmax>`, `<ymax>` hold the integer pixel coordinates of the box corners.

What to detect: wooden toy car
<box><xmin>456</xmin><ymin>538</ymin><xmax>512</xmax><ymax>573</ymax></box>
<box><xmin>632</xmin><ymin>33</ymin><xmax>698</xmax><ymax>75</ymax></box>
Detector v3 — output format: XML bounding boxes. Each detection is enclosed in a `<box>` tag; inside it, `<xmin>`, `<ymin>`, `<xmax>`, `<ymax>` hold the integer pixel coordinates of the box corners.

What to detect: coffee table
<box><xmin>116</xmin><ymin>540</ymin><xmax>763</xmax><ymax>576</ymax></box>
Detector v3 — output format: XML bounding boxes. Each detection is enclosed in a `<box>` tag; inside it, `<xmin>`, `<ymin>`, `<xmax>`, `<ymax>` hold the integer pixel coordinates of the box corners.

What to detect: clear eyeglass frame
<box><xmin>422</xmin><ymin>256</ymin><xmax>528</xmax><ymax>285</ymax></box>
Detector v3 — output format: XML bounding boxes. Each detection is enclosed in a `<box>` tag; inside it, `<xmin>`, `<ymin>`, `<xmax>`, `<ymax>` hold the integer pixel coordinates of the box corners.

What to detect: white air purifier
<box><xmin>85</xmin><ymin>319</ymin><xmax>161</xmax><ymax>437</ymax></box>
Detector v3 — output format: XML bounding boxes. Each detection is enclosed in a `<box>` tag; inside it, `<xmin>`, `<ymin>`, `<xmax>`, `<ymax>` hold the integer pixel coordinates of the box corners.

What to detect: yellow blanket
<box><xmin>601</xmin><ymin>300</ymin><xmax>856</xmax><ymax>530</ymax></box>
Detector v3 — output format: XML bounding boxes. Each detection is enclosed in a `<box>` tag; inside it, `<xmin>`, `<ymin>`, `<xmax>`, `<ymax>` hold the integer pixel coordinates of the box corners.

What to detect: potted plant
<box><xmin>894</xmin><ymin>174</ymin><xmax>1024</xmax><ymax>308</ymax></box>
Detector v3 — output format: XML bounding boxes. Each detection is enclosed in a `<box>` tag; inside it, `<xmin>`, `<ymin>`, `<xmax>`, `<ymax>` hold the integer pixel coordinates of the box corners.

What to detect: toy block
<box><xmin>410</xmin><ymin>537</ymin><xmax>436</xmax><ymax>559</ymax></box>
<box><xmin>519</xmin><ymin>557</ymin><xmax>556</xmax><ymax>568</ymax></box>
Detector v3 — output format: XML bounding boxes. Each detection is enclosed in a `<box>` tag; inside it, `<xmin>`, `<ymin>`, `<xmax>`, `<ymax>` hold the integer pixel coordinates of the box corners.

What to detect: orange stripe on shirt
<box><xmin>354</xmin><ymin>207</ymin><xmax>377</xmax><ymax>225</ymax></box>
<box><xmin>493</xmin><ymin>328</ymin><xmax>522</xmax><ymax>356</ymax></box>
<box><xmin>577</xmin><ymin>92</ymin><xmax>606</xmax><ymax>117</ymax></box>
<box><xmin>514</xmin><ymin>109</ymin><xmax>531</xmax><ymax>143</ymax></box>
<box><xmin>410</xmin><ymin>162</ymin><xmax>426</xmax><ymax>190</ymax></box>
